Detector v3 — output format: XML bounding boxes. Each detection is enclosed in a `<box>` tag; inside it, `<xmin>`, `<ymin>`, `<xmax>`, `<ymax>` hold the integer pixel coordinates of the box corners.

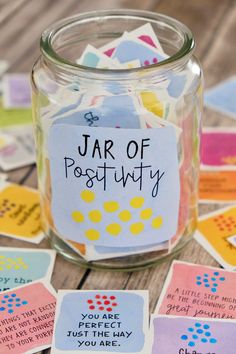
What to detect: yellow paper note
<box><xmin>195</xmin><ymin>206</ymin><xmax>236</xmax><ymax>270</ymax></box>
<box><xmin>0</xmin><ymin>184</ymin><xmax>44</xmax><ymax>243</ymax></box>
<box><xmin>140</xmin><ymin>91</ymin><xmax>164</xmax><ymax>117</ymax></box>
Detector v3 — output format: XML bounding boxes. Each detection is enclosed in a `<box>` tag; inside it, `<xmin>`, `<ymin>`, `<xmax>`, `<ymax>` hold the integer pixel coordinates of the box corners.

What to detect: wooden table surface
<box><xmin>0</xmin><ymin>0</ymin><xmax>236</xmax><ymax>353</ymax></box>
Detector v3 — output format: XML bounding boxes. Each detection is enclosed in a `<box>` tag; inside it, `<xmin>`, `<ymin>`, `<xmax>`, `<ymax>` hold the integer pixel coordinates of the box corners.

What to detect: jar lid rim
<box><xmin>40</xmin><ymin>9</ymin><xmax>195</xmax><ymax>77</ymax></box>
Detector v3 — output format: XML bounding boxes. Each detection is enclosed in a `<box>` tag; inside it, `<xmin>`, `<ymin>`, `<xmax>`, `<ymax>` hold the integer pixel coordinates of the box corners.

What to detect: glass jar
<box><xmin>31</xmin><ymin>9</ymin><xmax>203</xmax><ymax>271</ymax></box>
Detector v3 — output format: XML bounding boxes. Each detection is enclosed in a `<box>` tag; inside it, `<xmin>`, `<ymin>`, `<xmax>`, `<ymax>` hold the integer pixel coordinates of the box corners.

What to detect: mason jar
<box><xmin>31</xmin><ymin>9</ymin><xmax>203</xmax><ymax>271</ymax></box>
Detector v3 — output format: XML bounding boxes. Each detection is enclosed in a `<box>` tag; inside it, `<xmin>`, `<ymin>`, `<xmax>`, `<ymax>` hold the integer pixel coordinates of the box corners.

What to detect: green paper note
<box><xmin>0</xmin><ymin>101</ymin><xmax>32</xmax><ymax>128</ymax></box>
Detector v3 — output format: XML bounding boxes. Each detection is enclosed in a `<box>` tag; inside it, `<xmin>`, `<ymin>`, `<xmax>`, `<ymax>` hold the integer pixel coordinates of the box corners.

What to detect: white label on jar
<box><xmin>48</xmin><ymin>124</ymin><xmax>180</xmax><ymax>247</ymax></box>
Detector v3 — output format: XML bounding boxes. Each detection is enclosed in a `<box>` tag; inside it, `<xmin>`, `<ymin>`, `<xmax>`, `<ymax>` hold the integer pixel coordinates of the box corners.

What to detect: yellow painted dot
<box><xmin>130</xmin><ymin>222</ymin><xmax>144</xmax><ymax>235</ymax></box>
<box><xmin>103</xmin><ymin>201</ymin><xmax>119</xmax><ymax>213</ymax></box>
<box><xmin>106</xmin><ymin>223</ymin><xmax>122</xmax><ymax>236</ymax></box>
<box><xmin>6</xmin><ymin>265</ymin><xmax>12</xmax><ymax>269</ymax></box>
<box><xmin>71</xmin><ymin>211</ymin><xmax>84</xmax><ymax>223</ymax></box>
<box><xmin>140</xmin><ymin>208</ymin><xmax>153</xmax><ymax>220</ymax></box>
<box><xmin>119</xmin><ymin>210</ymin><xmax>132</xmax><ymax>222</ymax></box>
<box><xmin>14</xmin><ymin>265</ymin><xmax>20</xmax><ymax>270</ymax></box>
<box><xmin>130</xmin><ymin>197</ymin><xmax>145</xmax><ymax>209</ymax></box>
<box><xmin>81</xmin><ymin>190</ymin><xmax>95</xmax><ymax>203</ymax></box>
<box><xmin>23</xmin><ymin>265</ymin><xmax>28</xmax><ymax>269</ymax></box>
<box><xmin>85</xmin><ymin>229</ymin><xmax>100</xmax><ymax>241</ymax></box>
<box><xmin>88</xmin><ymin>210</ymin><xmax>102</xmax><ymax>223</ymax></box>
<box><xmin>152</xmin><ymin>216</ymin><xmax>163</xmax><ymax>229</ymax></box>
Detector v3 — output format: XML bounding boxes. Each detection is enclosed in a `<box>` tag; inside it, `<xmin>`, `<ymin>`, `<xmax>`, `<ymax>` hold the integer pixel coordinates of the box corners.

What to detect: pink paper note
<box><xmin>0</xmin><ymin>281</ymin><xmax>56</xmax><ymax>354</ymax></box>
<box><xmin>201</xmin><ymin>128</ymin><xmax>236</xmax><ymax>167</ymax></box>
<box><xmin>156</xmin><ymin>261</ymin><xmax>236</xmax><ymax>320</ymax></box>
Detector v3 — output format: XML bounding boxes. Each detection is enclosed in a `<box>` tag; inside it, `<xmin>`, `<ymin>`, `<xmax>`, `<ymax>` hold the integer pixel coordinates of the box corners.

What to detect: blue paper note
<box><xmin>204</xmin><ymin>77</ymin><xmax>236</xmax><ymax>119</ymax></box>
<box><xmin>167</xmin><ymin>73</ymin><xmax>187</xmax><ymax>98</ymax></box>
<box><xmin>112</xmin><ymin>40</ymin><xmax>166</xmax><ymax>66</ymax></box>
<box><xmin>53</xmin><ymin>290</ymin><xmax>149</xmax><ymax>353</ymax></box>
<box><xmin>0</xmin><ymin>248</ymin><xmax>56</xmax><ymax>292</ymax></box>
<box><xmin>53</xmin><ymin>95</ymin><xmax>142</xmax><ymax>129</ymax></box>
<box><xmin>94</xmin><ymin>242</ymin><xmax>168</xmax><ymax>254</ymax></box>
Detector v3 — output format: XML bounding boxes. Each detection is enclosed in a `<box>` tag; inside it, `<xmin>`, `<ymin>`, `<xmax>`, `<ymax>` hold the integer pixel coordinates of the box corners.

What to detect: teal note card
<box><xmin>0</xmin><ymin>247</ymin><xmax>56</xmax><ymax>291</ymax></box>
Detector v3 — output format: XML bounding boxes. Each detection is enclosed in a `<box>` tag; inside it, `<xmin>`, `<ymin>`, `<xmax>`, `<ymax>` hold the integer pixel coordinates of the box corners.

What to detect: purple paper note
<box><xmin>151</xmin><ymin>316</ymin><xmax>236</xmax><ymax>354</ymax></box>
<box><xmin>3</xmin><ymin>74</ymin><xmax>31</xmax><ymax>108</ymax></box>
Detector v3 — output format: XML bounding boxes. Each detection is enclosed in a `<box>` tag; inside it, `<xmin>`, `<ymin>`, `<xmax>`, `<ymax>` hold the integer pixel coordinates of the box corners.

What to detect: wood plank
<box><xmin>0</xmin><ymin>0</ymin><xmax>30</xmax><ymax>25</ymax></box>
<box><xmin>153</xmin><ymin>0</ymin><xmax>234</xmax><ymax>59</ymax></box>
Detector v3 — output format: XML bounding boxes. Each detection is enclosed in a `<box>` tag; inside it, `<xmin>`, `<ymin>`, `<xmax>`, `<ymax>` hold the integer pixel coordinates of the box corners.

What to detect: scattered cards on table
<box><xmin>0</xmin><ymin>23</ymin><xmax>236</xmax><ymax>354</ymax></box>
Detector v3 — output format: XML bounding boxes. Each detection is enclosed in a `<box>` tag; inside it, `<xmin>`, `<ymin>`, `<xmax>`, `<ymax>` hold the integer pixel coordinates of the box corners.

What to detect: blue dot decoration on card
<box><xmin>195</xmin><ymin>271</ymin><xmax>226</xmax><ymax>293</ymax></box>
<box><xmin>0</xmin><ymin>293</ymin><xmax>28</xmax><ymax>313</ymax></box>
<box><xmin>181</xmin><ymin>322</ymin><xmax>217</xmax><ymax>347</ymax></box>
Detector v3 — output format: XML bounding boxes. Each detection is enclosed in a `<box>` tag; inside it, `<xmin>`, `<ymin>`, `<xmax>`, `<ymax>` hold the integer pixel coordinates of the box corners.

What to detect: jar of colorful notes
<box><xmin>31</xmin><ymin>9</ymin><xmax>203</xmax><ymax>270</ymax></box>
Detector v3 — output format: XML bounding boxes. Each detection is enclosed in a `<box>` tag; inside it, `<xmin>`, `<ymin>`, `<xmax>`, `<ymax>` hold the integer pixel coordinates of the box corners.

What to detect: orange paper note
<box><xmin>195</xmin><ymin>206</ymin><xmax>236</xmax><ymax>270</ymax></box>
<box><xmin>0</xmin><ymin>183</ymin><xmax>44</xmax><ymax>243</ymax></box>
<box><xmin>199</xmin><ymin>170</ymin><xmax>236</xmax><ymax>203</ymax></box>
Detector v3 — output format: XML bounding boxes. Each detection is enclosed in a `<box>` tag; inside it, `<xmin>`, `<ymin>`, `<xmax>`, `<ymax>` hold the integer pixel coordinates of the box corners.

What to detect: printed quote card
<box><xmin>0</xmin><ymin>247</ymin><xmax>56</xmax><ymax>292</ymax></box>
<box><xmin>151</xmin><ymin>315</ymin><xmax>236</xmax><ymax>354</ymax></box>
<box><xmin>0</xmin><ymin>183</ymin><xmax>44</xmax><ymax>243</ymax></box>
<box><xmin>0</xmin><ymin>124</ymin><xmax>35</xmax><ymax>171</ymax></box>
<box><xmin>199</xmin><ymin>170</ymin><xmax>236</xmax><ymax>203</ymax></box>
<box><xmin>2</xmin><ymin>74</ymin><xmax>31</xmax><ymax>109</ymax></box>
<box><xmin>51</xmin><ymin>290</ymin><xmax>150</xmax><ymax>354</ymax></box>
<box><xmin>195</xmin><ymin>206</ymin><xmax>236</xmax><ymax>270</ymax></box>
<box><xmin>155</xmin><ymin>261</ymin><xmax>236</xmax><ymax>319</ymax></box>
<box><xmin>204</xmin><ymin>77</ymin><xmax>236</xmax><ymax>120</ymax></box>
<box><xmin>201</xmin><ymin>128</ymin><xmax>236</xmax><ymax>168</ymax></box>
<box><xmin>49</xmin><ymin>124</ymin><xmax>180</xmax><ymax>248</ymax></box>
<box><xmin>0</xmin><ymin>281</ymin><xmax>56</xmax><ymax>354</ymax></box>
